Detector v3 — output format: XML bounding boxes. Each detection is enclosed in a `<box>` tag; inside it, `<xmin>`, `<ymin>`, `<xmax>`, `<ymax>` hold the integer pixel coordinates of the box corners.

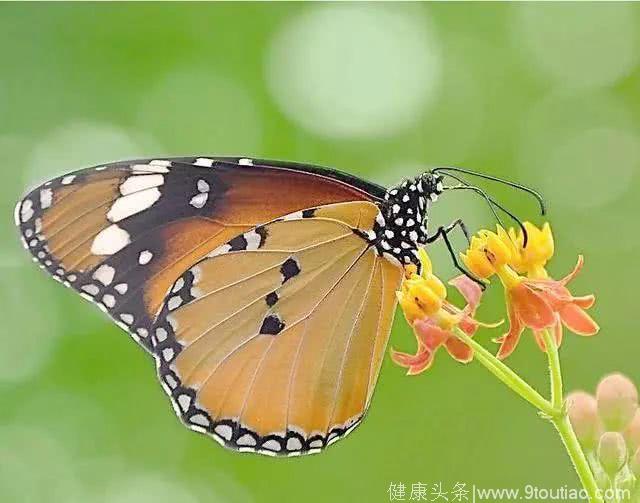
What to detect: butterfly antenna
<box><xmin>441</xmin><ymin>172</ymin><xmax>530</xmax><ymax>248</ymax></box>
<box><xmin>433</xmin><ymin>166</ymin><xmax>546</xmax><ymax>216</ymax></box>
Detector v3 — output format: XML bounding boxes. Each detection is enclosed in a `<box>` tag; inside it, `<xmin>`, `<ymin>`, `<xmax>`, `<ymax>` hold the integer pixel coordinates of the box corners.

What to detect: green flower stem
<box><xmin>452</xmin><ymin>326</ymin><xmax>603</xmax><ymax>503</ymax></box>
<box><xmin>540</xmin><ymin>329</ymin><xmax>563</xmax><ymax>411</ymax></box>
<box><xmin>553</xmin><ymin>415</ymin><xmax>604</xmax><ymax>503</ymax></box>
<box><xmin>540</xmin><ymin>329</ymin><xmax>604</xmax><ymax>503</ymax></box>
<box><xmin>452</xmin><ymin>327</ymin><xmax>555</xmax><ymax>416</ymax></box>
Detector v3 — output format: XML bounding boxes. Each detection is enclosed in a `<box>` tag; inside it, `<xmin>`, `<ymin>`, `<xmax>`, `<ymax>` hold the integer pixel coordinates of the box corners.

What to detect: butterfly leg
<box><xmin>426</xmin><ymin>219</ymin><xmax>485</xmax><ymax>289</ymax></box>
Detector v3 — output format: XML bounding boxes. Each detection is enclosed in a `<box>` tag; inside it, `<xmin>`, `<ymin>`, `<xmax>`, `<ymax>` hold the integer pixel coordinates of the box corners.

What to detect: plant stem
<box><xmin>452</xmin><ymin>327</ymin><xmax>603</xmax><ymax>503</ymax></box>
<box><xmin>452</xmin><ymin>327</ymin><xmax>555</xmax><ymax>416</ymax></box>
<box><xmin>541</xmin><ymin>329</ymin><xmax>563</xmax><ymax>411</ymax></box>
<box><xmin>553</xmin><ymin>414</ymin><xmax>604</xmax><ymax>503</ymax></box>
<box><xmin>539</xmin><ymin>329</ymin><xmax>604</xmax><ymax>503</ymax></box>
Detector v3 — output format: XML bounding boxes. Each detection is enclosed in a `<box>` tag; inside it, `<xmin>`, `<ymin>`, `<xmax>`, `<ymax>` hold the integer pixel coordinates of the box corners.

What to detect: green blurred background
<box><xmin>1</xmin><ymin>2</ymin><xmax>640</xmax><ymax>502</ymax></box>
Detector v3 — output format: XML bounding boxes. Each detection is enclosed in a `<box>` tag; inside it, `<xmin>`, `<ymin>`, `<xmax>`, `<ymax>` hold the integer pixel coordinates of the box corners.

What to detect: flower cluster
<box><xmin>392</xmin><ymin>222</ymin><xmax>599</xmax><ymax>373</ymax></box>
<box><xmin>461</xmin><ymin>222</ymin><xmax>599</xmax><ymax>359</ymax></box>
<box><xmin>568</xmin><ymin>374</ymin><xmax>640</xmax><ymax>490</ymax></box>
<box><xmin>391</xmin><ymin>249</ymin><xmax>483</xmax><ymax>374</ymax></box>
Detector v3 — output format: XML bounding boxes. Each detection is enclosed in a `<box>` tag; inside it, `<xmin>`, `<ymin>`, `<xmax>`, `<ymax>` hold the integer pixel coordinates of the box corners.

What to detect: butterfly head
<box><xmin>374</xmin><ymin>172</ymin><xmax>445</xmax><ymax>267</ymax></box>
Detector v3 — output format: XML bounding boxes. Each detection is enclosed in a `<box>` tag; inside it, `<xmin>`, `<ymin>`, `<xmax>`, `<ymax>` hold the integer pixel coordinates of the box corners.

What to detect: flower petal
<box><xmin>510</xmin><ymin>283</ymin><xmax>556</xmax><ymax>330</ymax></box>
<box><xmin>495</xmin><ymin>301</ymin><xmax>525</xmax><ymax>359</ymax></box>
<box><xmin>414</xmin><ymin>319</ymin><xmax>450</xmax><ymax>349</ymax></box>
<box><xmin>390</xmin><ymin>347</ymin><xmax>435</xmax><ymax>375</ymax></box>
<box><xmin>560</xmin><ymin>303</ymin><xmax>600</xmax><ymax>336</ymax></box>
<box><xmin>444</xmin><ymin>337</ymin><xmax>474</xmax><ymax>363</ymax></box>
<box><xmin>449</xmin><ymin>275</ymin><xmax>483</xmax><ymax>313</ymax></box>
<box><xmin>571</xmin><ymin>294</ymin><xmax>596</xmax><ymax>310</ymax></box>
<box><xmin>560</xmin><ymin>255</ymin><xmax>584</xmax><ymax>286</ymax></box>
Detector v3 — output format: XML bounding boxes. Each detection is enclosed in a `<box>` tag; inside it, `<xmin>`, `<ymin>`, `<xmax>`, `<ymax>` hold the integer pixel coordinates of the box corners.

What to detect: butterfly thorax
<box><xmin>372</xmin><ymin>172</ymin><xmax>444</xmax><ymax>267</ymax></box>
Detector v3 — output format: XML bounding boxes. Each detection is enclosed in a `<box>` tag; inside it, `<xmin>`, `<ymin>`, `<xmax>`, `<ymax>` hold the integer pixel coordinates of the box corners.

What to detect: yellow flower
<box><xmin>397</xmin><ymin>248</ymin><xmax>447</xmax><ymax>322</ymax></box>
<box><xmin>508</xmin><ymin>222</ymin><xmax>554</xmax><ymax>279</ymax></box>
<box><xmin>393</xmin><ymin>248</ymin><xmax>486</xmax><ymax>374</ymax></box>
<box><xmin>460</xmin><ymin>227</ymin><xmax>514</xmax><ymax>280</ymax></box>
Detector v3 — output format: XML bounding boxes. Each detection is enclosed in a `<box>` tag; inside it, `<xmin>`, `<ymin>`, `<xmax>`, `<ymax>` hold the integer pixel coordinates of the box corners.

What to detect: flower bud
<box><xmin>596</xmin><ymin>373</ymin><xmax>638</xmax><ymax>431</ymax></box>
<box><xmin>624</xmin><ymin>411</ymin><xmax>640</xmax><ymax>452</ymax></box>
<box><xmin>567</xmin><ymin>391</ymin><xmax>602</xmax><ymax>451</ymax></box>
<box><xmin>597</xmin><ymin>432</ymin><xmax>627</xmax><ymax>477</ymax></box>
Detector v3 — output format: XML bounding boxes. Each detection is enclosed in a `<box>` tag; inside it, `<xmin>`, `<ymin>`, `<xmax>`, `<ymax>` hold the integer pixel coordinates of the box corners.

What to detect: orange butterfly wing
<box><xmin>15</xmin><ymin>157</ymin><xmax>383</xmax><ymax>351</ymax></box>
<box><xmin>152</xmin><ymin>201</ymin><xmax>403</xmax><ymax>456</ymax></box>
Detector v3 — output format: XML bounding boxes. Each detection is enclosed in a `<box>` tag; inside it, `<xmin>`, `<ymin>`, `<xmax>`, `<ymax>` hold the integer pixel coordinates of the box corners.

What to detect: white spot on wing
<box><xmin>215</xmin><ymin>424</ymin><xmax>233</xmax><ymax>441</ymax></box>
<box><xmin>81</xmin><ymin>284</ymin><xmax>100</xmax><ymax>296</ymax></box>
<box><xmin>262</xmin><ymin>439</ymin><xmax>281</xmax><ymax>451</ymax></box>
<box><xmin>177</xmin><ymin>394</ymin><xmax>191</xmax><ymax>412</ymax></box>
<box><xmin>40</xmin><ymin>188</ymin><xmax>53</xmax><ymax>209</ymax></box>
<box><xmin>114</xmin><ymin>282</ymin><xmax>128</xmax><ymax>294</ymax></box>
<box><xmin>244</xmin><ymin>230</ymin><xmax>263</xmax><ymax>250</ymax></box>
<box><xmin>150</xmin><ymin>159</ymin><xmax>171</xmax><ymax>167</ymax></box>
<box><xmin>119</xmin><ymin>174</ymin><xmax>164</xmax><ymax>195</ymax></box>
<box><xmin>237</xmin><ymin>434</ymin><xmax>257</xmax><ymax>446</ymax></box>
<box><xmin>168</xmin><ymin>296</ymin><xmax>182</xmax><ymax>311</ymax></box>
<box><xmin>238</xmin><ymin>158</ymin><xmax>253</xmax><ymax>166</ymax></box>
<box><xmin>138</xmin><ymin>250</ymin><xmax>153</xmax><ymax>265</ymax></box>
<box><xmin>155</xmin><ymin>327</ymin><xmax>168</xmax><ymax>342</ymax></box>
<box><xmin>91</xmin><ymin>224</ymin><xmax>131</xmax><ymax>255</ymax></box>
<box><xmin>287</xmin><ymin>437</ymin><xmax>303</xmax><ymax>451</ymax></box>
<box><xmin>172</xmin><ymin>277</ymin><xmax>185</xmax><ymax>293</ymax></box>
<box><xmin>197</xmin><ymin>179</ymin><xmax>209</xmax><ymax>192</ymax></box>
<box><xmin>194</xmin><ymin>157</ymin><xmax>215</xmax><ymax>167</ymax></box>
<box><xmin>190</xmin><ymin>414</ymin><xmax>210</xmax><ymax>427</ymax></box>
<box><xmin>102</xmin><ymin>294</ymin><xmax>116</xmax><ymax>308</ymax></box>
<box><xmin>93</xmin><ymin>264</ymin><xmax>115</xmax><ymax>286</ymax></box>
<box><xmin>107</xmin><ymin>187</ymin><xmax>161</xmax><ymax>222</ymax></box>
<box><xmin>20</xmin><ymin>199</ymin><xmax>34</xmax><ymax>222</ymax></box>
<box><xmin>162</xmin><ymin>347</ymin><xmax>174</xmax><ymax>362</ymax></box>
<box><xmin>61</xmin><ymin>175</ymin><xmax>76</xmax><ymax>185</ymax></box>
<box><xmin>189</xmin><ymin>192</ymin><xmax>208</xmax><ymax>209</ymax></box>
<box><xmin>131</xmin><ymin>163</ymin><xmax>169</xmax><ymax>174</ymax></box>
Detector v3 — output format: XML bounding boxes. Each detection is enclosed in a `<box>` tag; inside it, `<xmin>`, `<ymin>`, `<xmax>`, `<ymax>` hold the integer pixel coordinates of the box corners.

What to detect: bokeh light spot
<box><xmin>513</xmin><ymin>3</ymin><xmax>637</xmax><ymax>89</ymax></box>
<box><xmin>0</xmin><ymin>266</ymin><xmax>62</xmax><ymax>383</ymax></box>
<box><xmin>266</xmin><ymin>4</ymin><xmax>441</xmax><ymax>139</ymax></box>
<box><xmin>544</xmin><ymin>128</ymin><xmax>639</xmax><ymax>210</ymax></box>
<box><xmin>136</xmin><ymin>68</ymin><xmax>263</xmax><ymax>155</ymax></box>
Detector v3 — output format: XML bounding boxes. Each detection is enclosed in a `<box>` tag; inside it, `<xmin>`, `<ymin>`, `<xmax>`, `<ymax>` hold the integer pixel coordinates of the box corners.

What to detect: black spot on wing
<box><xmin>255</xmin><ymin>226</ymin><xmax>268</xmax><ymax>247</ymax></box>
<box><xmin>228</xmin><ymin>234</ymin><xmax>248</xmax><ymax>251</ymax></box>
<box><xmin>265</xmin><ymin>291</ymin><xmax>279</xmax><ymax>307</ymax></box>
<box><xmin>260</xmin><ymin>314</ymin><xmax>285</xmax><ymax>335</ymax></box>
<box><xmin>280</xmin><ymin>258</ymin><xmax>300</xmax><ymax>283</ymax></box>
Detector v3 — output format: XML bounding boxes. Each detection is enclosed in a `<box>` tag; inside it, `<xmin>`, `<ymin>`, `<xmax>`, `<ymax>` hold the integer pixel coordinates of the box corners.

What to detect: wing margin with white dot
<box><xmin>151</xmin><ymin>201</ymin><xmax>403</xmax><ymax>456</ymax></box>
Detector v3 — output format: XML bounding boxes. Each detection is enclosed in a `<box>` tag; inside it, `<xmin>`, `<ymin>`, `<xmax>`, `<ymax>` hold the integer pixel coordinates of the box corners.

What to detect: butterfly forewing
<box><xmin>152</xmin><ymin>201</ymin><xmax>403</xmax><ymax>456</ymax></box>
<box><xmin>15</xmin><ymin>157</ymin><xmax>379</xmax><ymax>351</ymax></box>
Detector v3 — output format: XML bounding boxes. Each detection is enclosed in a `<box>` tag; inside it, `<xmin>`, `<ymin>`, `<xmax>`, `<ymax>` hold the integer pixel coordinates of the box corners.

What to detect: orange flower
<box><xmin>462</xmin><ymin>223</ymin><xmax>599</xmax><ymax>359</ymax></box>
<box><xmin>495</xmin><ymin>256</ymin><xmax>598</xmax><ymax>359</ymax></box>
<box><xmin>392</xmin><ymin>249</ymin><xmax>486</xmax><ymax>374</ymax></box>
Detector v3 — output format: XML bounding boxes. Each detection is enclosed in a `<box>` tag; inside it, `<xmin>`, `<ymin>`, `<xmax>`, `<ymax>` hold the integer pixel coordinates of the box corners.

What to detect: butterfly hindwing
<box><xmin>152</xmin><ymin>201</ymin><xmax>403</xmax><ymax>456</ymax></box>
<box><xmin>15</xmin><ymin>157</ymin><xmax>380</xmax><ymax>351</ymax></box>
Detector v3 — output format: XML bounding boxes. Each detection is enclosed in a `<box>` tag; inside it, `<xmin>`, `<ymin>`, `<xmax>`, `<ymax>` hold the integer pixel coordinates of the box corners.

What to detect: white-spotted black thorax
<box><xmin>372</xmin><ymin>172</ymin><xmax>444</xmax><ymax>267</ymax></box>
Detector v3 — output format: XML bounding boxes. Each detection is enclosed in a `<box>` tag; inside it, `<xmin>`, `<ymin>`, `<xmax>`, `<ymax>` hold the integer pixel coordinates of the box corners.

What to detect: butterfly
<box><xmin>14</xmin><ymin>156</ymin><xmax>543</xmax><ymax>457</ymax></box>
